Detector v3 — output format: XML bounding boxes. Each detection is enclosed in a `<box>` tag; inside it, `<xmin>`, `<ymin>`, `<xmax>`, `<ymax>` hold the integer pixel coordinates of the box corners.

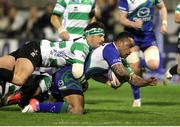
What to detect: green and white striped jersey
<box><xmin>53</xmin><ymin>0</ymin><xmax>95</xmax><ymax>40</ymax></box>
<box><xmin>39</xmin><ymin>38</ymin><xmax>90</xmax><ymax>67</ymax></box>
<box><xmin>176</xmin><ymin>2</ymin><xmax>180</xmax><ymax>12</ymax></box>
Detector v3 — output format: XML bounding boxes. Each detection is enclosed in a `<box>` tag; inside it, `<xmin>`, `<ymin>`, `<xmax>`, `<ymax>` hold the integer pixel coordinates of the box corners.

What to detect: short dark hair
<box><xmin>84</xmin><ymin>21</ymin><xmax>105</xmax><ymax>32</ymax></box>
<box><xmin>115</xmin><ymin>32</ymin><xmax>134</xmax><ymax>42</ymax></box>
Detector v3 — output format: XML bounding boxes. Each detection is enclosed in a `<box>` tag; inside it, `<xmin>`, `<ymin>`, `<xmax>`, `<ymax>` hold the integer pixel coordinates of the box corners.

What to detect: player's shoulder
<box><xmin>71</xmin><ymin>38</ymin><xmax>89</xmax><ymax>52</ymax></box>
<box><xmin>100</xmin><ymin>42</ymin><xmax>118</xmax><ymax>56</ymax></box>
<box><xmin>73</xmin><ymin>38</ymin><xmax>89</xmax><ymax>46</ymax></box>
<box><xmin>103</xmin><ymin>42</ymin><xmax>116</xmax><ymax>52</ymax></box>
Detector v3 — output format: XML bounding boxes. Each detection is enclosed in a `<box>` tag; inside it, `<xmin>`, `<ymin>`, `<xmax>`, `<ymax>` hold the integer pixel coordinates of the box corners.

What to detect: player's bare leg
<box><xmin>0</xmin><ymin>55</ymin><xmax>16</xmax><ymax>84</ymax></box>
<box><xmin>12</xmin><ymin>58</ymin><xmax>34</xmax><ymax>86</ymax></box>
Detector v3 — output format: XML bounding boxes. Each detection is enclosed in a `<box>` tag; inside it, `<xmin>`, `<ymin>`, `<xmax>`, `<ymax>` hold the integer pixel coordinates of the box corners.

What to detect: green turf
<box><xmin>1</xmin><ymin>80</ymin><xmax>180</xmax><ymax>126</ymax></box>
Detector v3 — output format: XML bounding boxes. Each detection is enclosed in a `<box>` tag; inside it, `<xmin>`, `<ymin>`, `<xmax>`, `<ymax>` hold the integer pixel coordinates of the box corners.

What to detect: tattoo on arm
<box><xmin>111</xmin><ymin>64</ymin><xmax>129</xmax><ymax>83</ymax></box>
<box><xmin>111</xmin><ymin>64</ymin><xmax>152</xmax><ymax>87</ymax></box>
<box><xmin>129</xmin><ymin>74</ymin><xmax>147</xmax><ymax>87</ymax></box>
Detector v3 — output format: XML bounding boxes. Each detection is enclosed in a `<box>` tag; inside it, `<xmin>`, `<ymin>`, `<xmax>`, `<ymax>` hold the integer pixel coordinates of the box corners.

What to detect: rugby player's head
<box><xmin>115</xmin><ymin>32</ymin><xmax>135</xmax><ymax>58</ymax></box>
<box><xmin>84</xmin><ymin>22</ymin><xmax>105</xmax><ymax>49</ymax></box>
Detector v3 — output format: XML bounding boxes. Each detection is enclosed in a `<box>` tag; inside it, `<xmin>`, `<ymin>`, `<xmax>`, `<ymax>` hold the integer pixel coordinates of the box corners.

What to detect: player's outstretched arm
<box><xmin>111</xmin><ymin>64</ymin><xmax>157</xmax><ymax>87</ymax></box>
<box><xmin>129</xmin><ymin>74</ymin><xmax>157</xmax><ymax>87</ymax></box>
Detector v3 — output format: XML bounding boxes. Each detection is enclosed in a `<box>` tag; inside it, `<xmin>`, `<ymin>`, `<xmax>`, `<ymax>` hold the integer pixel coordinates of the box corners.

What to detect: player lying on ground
<box><xmin>22</xmin><ymin>32</ymin><xmax>157</xmax><ymax>114</ymax></box>
<box><xmin>0</xmin><ymin>22</ymin><xmax>105</xmax><ymax>87</ymax></box>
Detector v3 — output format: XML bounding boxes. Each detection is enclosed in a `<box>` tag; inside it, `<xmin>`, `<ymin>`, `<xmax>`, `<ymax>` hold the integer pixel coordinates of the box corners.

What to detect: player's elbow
<box><xmin>72</xmin><ymin>64</ymin><xmax>84</xmax><ymax>79</ymax></box>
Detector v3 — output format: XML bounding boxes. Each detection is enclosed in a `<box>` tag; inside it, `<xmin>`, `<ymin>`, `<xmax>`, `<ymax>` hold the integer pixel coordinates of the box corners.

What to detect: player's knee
<box><xmin>146</xmin><ymin>60</ymin><xmax>159</xmax><ymax>70</ymax></box>
<box><xmin>65</xmin><ymin>94</ymin><xmax>84</xmax><ymax>114</ymax></box>
<box><xmin>68</xmin><ymin>103</ymin><xmax>84</xmax><ymax>114</ymax></box>
<box><xmin>144</xmin><ymin>46</ymin><xmax>159</xmax><ymax>70</ymax></box>
<box><xmin>71</xmin><ymin>106</ymin><xmax>84</xmax><ymax>114</ymax></box>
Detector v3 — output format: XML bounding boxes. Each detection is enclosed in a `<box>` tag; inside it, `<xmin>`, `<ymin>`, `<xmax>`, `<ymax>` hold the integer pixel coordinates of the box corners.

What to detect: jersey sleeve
<box><xmin>118</xmin><ymin>0</ymin><xmax>129</xmax><ymax>12</ymax></box>
<box><xmin>103</xmin><ymin>45</ymin><xmax>122</xmax><ymax>67</ymax></box>
<box><xmin>71</xmin><ymin>42</ymin><xmax>89</xmax><ymax>64</ymax></box>
<box><xmin>52</xmin><ymin>0</ymin><xmax>67</xmax><ymax>16</ymax></box>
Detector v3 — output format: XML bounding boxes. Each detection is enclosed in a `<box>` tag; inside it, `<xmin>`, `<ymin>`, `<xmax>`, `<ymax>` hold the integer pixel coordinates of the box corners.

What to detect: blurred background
<box><xmin>0</xmin><ymin>0</ymin><xmax>179</xmax><ymax>81</ymax></box>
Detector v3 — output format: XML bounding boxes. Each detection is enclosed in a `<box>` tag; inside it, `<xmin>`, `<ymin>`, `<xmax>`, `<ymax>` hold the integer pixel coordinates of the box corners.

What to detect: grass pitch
<box><xmin>0</xmin><ymin>80</ymin><xmax>180</xmax><ymax>126</ymax></box>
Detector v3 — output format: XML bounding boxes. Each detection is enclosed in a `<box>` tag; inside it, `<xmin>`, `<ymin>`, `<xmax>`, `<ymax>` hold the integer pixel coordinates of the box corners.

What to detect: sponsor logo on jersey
<box><xmin>50</xmin><ymin>49</ymin><xmax>66</xmax><ymax>57</ymax></box>
<box><xmin>132</xmin><ymin>7</ymin><xmax>151</xmax><ymax>22</ymax></box>
<box><xmin>30</xmin><ymin>49</ymin><xmax>38</xmax><ymax>58</ymax></box>
<box><xmin>137</xmin><ymin>7</ymin><xmax>150</xmax><ymax>18</ymax></box>
<box><xmin>58</xmin><ymin>80</ymin><xmax>67</xmax><ymax>90</ymax></box>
